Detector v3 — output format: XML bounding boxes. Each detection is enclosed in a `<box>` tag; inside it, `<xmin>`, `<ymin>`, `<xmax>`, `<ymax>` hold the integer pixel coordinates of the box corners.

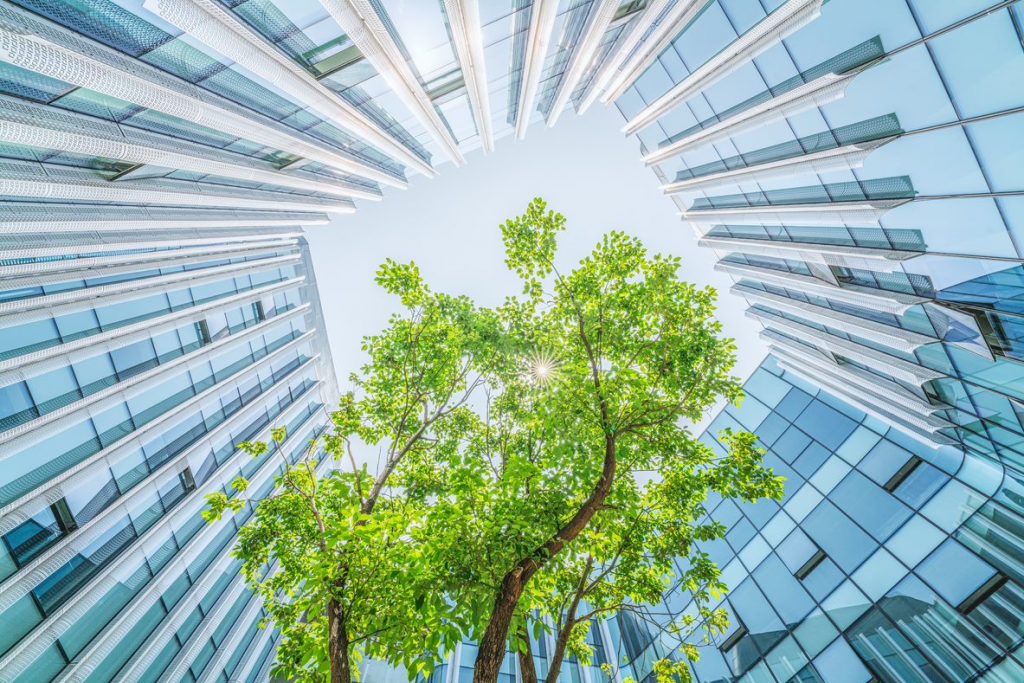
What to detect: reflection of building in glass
<box><xmin>0</xmin><ymin>0</ymin><xmax>1022</xmax><ymax>680</ymax></box>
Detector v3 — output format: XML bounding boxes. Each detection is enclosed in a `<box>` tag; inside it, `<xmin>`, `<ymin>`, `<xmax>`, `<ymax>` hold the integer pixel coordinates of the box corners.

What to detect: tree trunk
<box><xmin>544</xmin><ymin>618</ymin><xmax>574</xmax><ymax>683</ymax></box>
<box><xmin>328</xmin><ymin>599</ymin><xmax>352</xmax><ymax>683</ymax></box>
<box><xmin>546</xmin><ymin>569</ymin><xmax>587</xmax><ymax>683</ymax></box>
<box><xmin>474</xmin><ymin>567</ymin><xmax>529</xmax><ymax>683</ymax></box>
<box><xmin>517</xmin><ymin>624</ymin><xmax>538</xmax><ymax>683</ymax></box>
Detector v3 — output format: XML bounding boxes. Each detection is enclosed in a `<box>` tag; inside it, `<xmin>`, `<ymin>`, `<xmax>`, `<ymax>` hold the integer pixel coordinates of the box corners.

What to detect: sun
<box><xmin>527</xmin><ymin>349</ymin><xmax>560</xmax><ymax>386</ymax></box>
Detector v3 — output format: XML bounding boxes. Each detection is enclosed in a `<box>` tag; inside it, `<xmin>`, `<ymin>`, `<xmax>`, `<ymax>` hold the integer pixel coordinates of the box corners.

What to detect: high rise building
<box><xmin>609</xmin><ymin>1</ymin><xmax>1024</xmax><ymax>681</ymax></box>
<box><xmin>608</xmin><ymin>356</ymin><xmax>1024</xmax><ymax>682</ymax></box>
<box><xmin>0</xmin><ymin>228</ymin><xmax>338</xmax><ymax>682</ymax></box>
<box><xmin>0</xmin><ymin>0</ymin><xmax>1021</xmax><ymax>681</ymax></box>
<box><xmin>614</xmin><ymin>0</ymin><xmax>1024</xmax><ymax>471</ymax></box>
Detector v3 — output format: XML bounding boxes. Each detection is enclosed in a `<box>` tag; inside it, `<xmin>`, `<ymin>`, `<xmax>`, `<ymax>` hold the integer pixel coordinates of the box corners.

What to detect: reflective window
<box><xmin>917</xmin><ymin>538</ymin><xmax>997</xmax><ymax>607</ymax></box>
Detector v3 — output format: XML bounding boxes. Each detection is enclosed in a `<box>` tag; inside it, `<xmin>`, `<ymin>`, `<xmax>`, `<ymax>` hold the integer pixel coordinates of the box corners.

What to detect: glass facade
<box><xmin>615</xmin><ymin>0</ymin><xmax>1024</xmax><ymax>474</ymax></box>
<box><xmin>608</xmin><ymin>1</ymin><xmax>1024</xmax><ymax>680</ymax></box>
<box><xmin>1</xmin><ymin>0</ymin><xmax>1022</xmax><ymax>680</ymax></box>
<box><xmin>608</xmin><ymin>356</ymin><xmax>1024</xmax><ymax>683</ymax></box>
<box><xmin>0</xmin><ymin>230</ymin><xmax>338</xmax><ymax>682</ymax></box>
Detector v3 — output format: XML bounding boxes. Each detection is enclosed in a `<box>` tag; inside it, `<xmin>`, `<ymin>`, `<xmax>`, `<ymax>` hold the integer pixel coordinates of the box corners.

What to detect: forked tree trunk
<box><xmin>474</xmin><ymin>436</ymin><xmax>617</xmax><ymax>683</ymax></box>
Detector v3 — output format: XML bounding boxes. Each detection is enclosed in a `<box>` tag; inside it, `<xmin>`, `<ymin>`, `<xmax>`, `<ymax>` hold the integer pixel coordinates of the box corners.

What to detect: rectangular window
<box><xmin>720</xmin><ymin>622</ymin><xmax>748</xmax><ymax>652</ymax></box>
<box><xmin>883</xmin><ymin>455</ymin><xmax>923</xmax><ymax>492</ymax></box>
<box><xmin>957</xmin><ymin>572</ymin><xmax>1008</xmax><ymax>614</ymax></box>
<box><xmin>795</xmin><ymin>548</ymin><xmax>827</xmax><ymax>580</ymax></box>
<box><xmin>180</xmin><ymin>467</ymin><xmax>196</xmax><ymax>494</ymax></box>
<box><xmin>51</xmin><ymin>498</ymin><xmax>78</xmax><ymax>534</ymax></box>
<box><xmin>196</xmin><ymin>320</ymin><xmax>212</xmax><ymax>345</ymax></box>
<box><xmin>0</xmin><ymin>380</ymin><xmax>38</xmax><ymax>430</ymax></box>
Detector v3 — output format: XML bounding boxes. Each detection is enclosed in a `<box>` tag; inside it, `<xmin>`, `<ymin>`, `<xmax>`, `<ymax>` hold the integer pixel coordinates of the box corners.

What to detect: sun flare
<box><xmin>527</xmin><ymin>350</ymin><xmax>560</xmax><ymax>385</ymax></box>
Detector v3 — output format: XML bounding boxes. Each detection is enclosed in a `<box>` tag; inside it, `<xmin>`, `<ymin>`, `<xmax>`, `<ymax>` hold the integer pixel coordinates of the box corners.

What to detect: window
<box><xmin>0</xmin><ymin>381</ymin><xmax>36</xmax><ymax>430</ymax></box>
<box><xmin>795</xmin><ymin>548</ymin><xmax>827</xmax><ymax>580</ymax></box>
<box><xmin>195</xmin><ymin>319</ymin><xmax>212</xmax><ymax>345</ymax></box>
<box><xmin>957</xmin><ymin>572</ymin><xmax>1008</xmax><ymax>614</ymax></box>
<box><xmin>51</xmin><ymin>498</ymin><xmax>77</xmax><ymax>534</ymax></box>
<box><xmin>720</xmin><ymin>621</ymin><xmax>748</xmax><ymax>652</ymax></box>
<box><xmin>919</xmin><ymin>539</ymin><xmax>1000</xmax><ymax>607</ymax></box>
<box><xmin>71</xmin><ymin>354</ymin><xmax>117</xmax><ymax>394</ymax></box>
<box><xmin>97</xmin><ymin>292</ymin><xmax>171</xmax><ymax>328</ymax></box>
<box><xmin>0</xmin><ymin>318</ymin><xmax>59</xmax><ymax>358</ymax></box>
<box><xmin>802</xmin><ymin>501</ymin><xmax>876</xmax><ymax>573</ymax></box>
<box><xmin>830</xmin><ymin>472</ymin><xmax>912</xmax><ymax>542</ymax></box>
<box><xmin>180</xmin><ymin>467</ymin><xmax>196</xmax><ymax>494</ymax></box>
<box><xmin>796</xmin><ymin>401</ymin><xmax>858</xmax><ymax>450</ymax></box>
<box><xmin>111</xmin><ymin>339</ymin><xmax>158</xmax><ymax>379</ymax></box>
<box><xmin>752</xmin><ymin>555</ymin><xmax>815</xmax><ymax>625</ymax></box>
<box><xmin>882</xmin><ymin>456</ymin><xmax>922</xmax><ymax>492</ymax></box>
<box><xmin>152</xmin><ymin>328</ymin><xmax>185</xmax><ymax>363</ymax></box>
<box><xmin>27</xmin><ymin>366</ymin><xmax>81</xmax><ymax>414</ymax></box>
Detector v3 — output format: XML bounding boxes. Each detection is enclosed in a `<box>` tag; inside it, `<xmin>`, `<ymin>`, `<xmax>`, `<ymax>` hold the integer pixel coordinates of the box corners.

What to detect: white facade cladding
<box><xmin>615</xmin><ymin>0</ymin><xmax>1024</xmax><ymax>462</ymax></box>
<box><xmin>0</xmin><ymin>0</ymin><xmax>1022</xmax><ymax>681</ymax></box>
<box><xmin>0</xmin><ymin>228</ymin><xmax>338</xmax><ymax>682</ymax></box>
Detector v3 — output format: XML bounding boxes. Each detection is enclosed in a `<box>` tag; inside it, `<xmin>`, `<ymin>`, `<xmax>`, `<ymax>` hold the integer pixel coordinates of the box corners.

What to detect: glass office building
<box><xmin>609</xmin><ymin>0</ymin><xmax>1024</xmax><ymax>681</ymax></box>
<box><xmin>607</xmin><ymin>356</ymin><xmax>1024</xmax><ymax>682</ymax></box>
<box><xmin>0</xmin><ymin>228</ymin><xmax>339</xmax><ymax>681</ymax></box>
<box><xmin>615</xmin><ymin>0</ymin><xmax>1024</xmax><ymax>471</ymax></box>
<box><xmin>0</xmin><ymin>0</ymin><xmax>1021</xmax><ymax>681</ymax></box>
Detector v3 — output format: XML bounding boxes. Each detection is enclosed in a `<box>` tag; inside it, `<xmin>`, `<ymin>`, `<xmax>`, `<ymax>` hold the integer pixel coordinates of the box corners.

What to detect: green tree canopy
<box><xmin>412</xmin><ymin>200</ymin><xmax>783</xmax><ymax>682</ymax></box>
<box><xmin>205</xmin><ymin>199</ymin><xmax>782</xmax><ymax>683</ymax></box>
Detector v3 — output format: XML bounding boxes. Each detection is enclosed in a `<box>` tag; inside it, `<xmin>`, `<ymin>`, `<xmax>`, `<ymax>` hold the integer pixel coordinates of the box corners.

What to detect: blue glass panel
<box><xmin>772</xmin><ymin>425</ymin><xmax>811</xmax><ymax>464</ymax></box>
<box><xmin>752</xmin><ymin>554</ymin><xmax>815</xmax><ymax>625</ymax></box>
<box><xmin>0</xmin><ymin>61</ymin><xmax>74</xmax><ymax>102</ymax></box>
<box><xmin>776</xmin><ymin>388</ymin><xmax>813</xmax><ymax>421</ymax></box>
<box><xmin>54</xmin><ymin>309</ymin><xmax>100</xmax><ymax>342</ymax></box>
<box><xmin>755</xmin><ymin>413</ymin><xmax>788</xmax><ymax>447</ymax></box>
<box><xmin>917</xmin><ymin>538</ymin><xmax>997</xmax><ymax>606</ymax></box>
<box><xmin>812</xmin><ymin>637</ymin><xmax>872</xmax><ymax>683</ymax></box>
<box><xmin>728</xmin><ymin>578</ymin><xmax>787</xmax><ymax>664</ymax></box>
<box><xmin>0</xmin><ymin>318</ymin><xmax>59</xmax><ymax>359</ymax></box>
<box><xmin>0</xmin><ymin>381</ymin><xmax>36</xmax><ymax>430</ymax></box>
<box><xmin>830</xmin><ymin>471</ymin><xmax>912</xmax><ymax>542</ymax></box>
<box><xmin>796</xmin><ymin>402</ymin><xmax>859</xmax><ymax>451</ymax></box>
<box><xmin>111</xmin><ymin>338</ymin><xmax>160</xmax><ymax>378</ymax></box>
<box><xmin>10</xmin><ymin>0</ymin><xmax>174</xmax><ymax>57</ymax></box>
<box><xmin>793</xmin><ymin>442</ymin><xmax>831</xmax><ymax>479</ymax></box>
<box><xmin>26</xmin><ymin>366</ymin><xmax>81</xmax><ymax>414</ymax></box>
<box><xmin>929</xmin><ymin>10</ymin><xmax>1024</xmax><ymax>118</ymax></box>
<box><xmin>858</xmin><ymin>439</ymin><xmax>913</xmax><ymax>486</ymax></box>
<box><xmin>0</xmin><ymin>593</ymin><xmax>44</xmax><ymax>658</ymax></box>
<box><xmin>803</xmin><ymin>501</ymin><xmax>876</xmax><ymax>573</ymax></box>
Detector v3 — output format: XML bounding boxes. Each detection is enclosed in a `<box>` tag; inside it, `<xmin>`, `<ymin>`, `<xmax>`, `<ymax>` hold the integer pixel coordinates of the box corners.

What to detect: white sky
<box><xmin>305</xmin><ymin>106</ymin><xmax>768</xmax><ymax>415</ymax></box>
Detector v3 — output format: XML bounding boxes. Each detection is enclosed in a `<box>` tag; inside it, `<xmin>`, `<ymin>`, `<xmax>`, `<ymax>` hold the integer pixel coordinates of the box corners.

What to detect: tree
<box><xmin>205</xmin><ymin>198</ymin><xmax>781</xmax><ymax>683</ymax></box>
<box><xmin>205</xmin><ymin>259</ymin><xmax>502</xmax><ymax>682</ymax></box>
<box><xmin>409</xmin><ymin>199</ymin><xmax>783</xmax><ymax>683</ymax></box>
